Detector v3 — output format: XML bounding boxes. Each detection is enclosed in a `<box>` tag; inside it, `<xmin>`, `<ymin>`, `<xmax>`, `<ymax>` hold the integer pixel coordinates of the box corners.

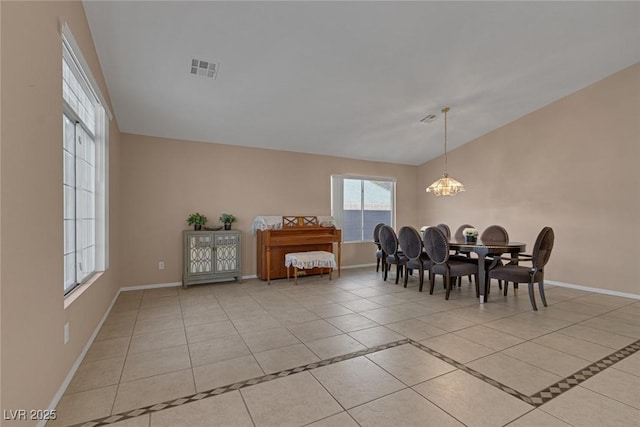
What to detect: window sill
<box><xmin>64</xmin><ymin>272</ymin><xmax>104</xmax><ymax>310</ymax></box>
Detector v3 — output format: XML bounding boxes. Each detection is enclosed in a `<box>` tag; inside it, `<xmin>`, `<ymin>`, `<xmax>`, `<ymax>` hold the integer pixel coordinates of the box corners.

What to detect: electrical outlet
<box><xmin>64</xmin><ymin>322</ymin><xmax>70</xmax><ymax>344</ymax></box>
<box><xmin>159</xmin><ymin>261</ymin><xmax>165</xmax><ymax>270</ymax></box>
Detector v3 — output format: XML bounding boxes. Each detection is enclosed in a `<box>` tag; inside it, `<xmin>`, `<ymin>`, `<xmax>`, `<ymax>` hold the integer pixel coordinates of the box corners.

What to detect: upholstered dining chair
<box><xmin>439</xmin><ymin>223</ymin><xmax>467</xmax><ymax>262</ymax></box>
<box><xmin>378</xmin><ymin>225</ymin><xmax>408</xmax><ymax>285</ymax></box>
<box><xmin>423</xmin><ymin>226</ymin><xmax>478</xmax><ymax>300</ymax></box>
<box><xmin>436</xmin><ymin>223</ymin><xmax>451</xmax><ymax>240</ymax></box>
<box><xmin>398</xmin><ymin>226</ymin><xmax>431</xmax><ymax>291</ymax></box>
<box><xmin>453</xmin><ymin>223</ymin><xmax>476</xmax><ymax>286</ymax></box>
<box><xmin>481</xmin><ymin>225</ymin><xmax>509</xmax><ymax>244</ymax></box>
<box><xmin>488</xmin><ymin>227</ymin><xmax>555</xmax><ymax>310</ymax></box>
<box><xmin>373</xmin><ymin>223</ymin><xmax>385</xmax><ymax>273</ymax></box>
<box><xmin>481</xmin><ymin>225</ymin><xmax>509</xmax><ymax>293</ymax></box>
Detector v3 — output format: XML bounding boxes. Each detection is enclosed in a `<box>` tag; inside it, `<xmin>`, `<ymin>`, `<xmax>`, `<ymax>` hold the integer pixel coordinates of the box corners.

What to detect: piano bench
<box><xmin>285</xmin><ymin>251</ymin><xmax>336</xmax><ymax>285</ymax></box>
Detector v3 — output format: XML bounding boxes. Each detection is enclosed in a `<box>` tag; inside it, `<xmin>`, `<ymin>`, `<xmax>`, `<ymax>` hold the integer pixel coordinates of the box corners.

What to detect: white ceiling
<box><xmin>83</xmin><ymin>1</ymin><xmax>640</xmax><ymax>166</ymax></box>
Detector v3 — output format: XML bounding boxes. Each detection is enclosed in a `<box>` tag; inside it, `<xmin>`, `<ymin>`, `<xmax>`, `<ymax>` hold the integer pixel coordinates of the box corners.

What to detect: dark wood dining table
<box><xmin>449</xmin><ymin>240</ymin><xmax>526</xmax><ymax>303</ymax></box>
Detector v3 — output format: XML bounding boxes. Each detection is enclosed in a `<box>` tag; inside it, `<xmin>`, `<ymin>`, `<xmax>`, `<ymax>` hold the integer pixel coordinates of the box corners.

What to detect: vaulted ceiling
<box><xmin>83</xmin><ymin>1</ymin><xmax>640</xmax><ymax>165</ymax></box>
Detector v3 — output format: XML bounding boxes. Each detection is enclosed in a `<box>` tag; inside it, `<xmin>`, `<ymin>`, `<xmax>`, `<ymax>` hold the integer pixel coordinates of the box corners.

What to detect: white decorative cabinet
<box><xmin>182</xmin><ymin>230</ymin><xmax>241</xmax><ymax>288</ymax></box>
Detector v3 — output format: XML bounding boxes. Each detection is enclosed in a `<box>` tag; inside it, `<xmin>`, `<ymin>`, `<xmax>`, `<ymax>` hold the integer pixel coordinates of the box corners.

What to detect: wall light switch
<box><xmin>159</xmin><ymin>261</ymin><xmax>165</xmax><ymax>270</ymax></box>
<box><xmin>64</xmin><ymin>322</ymin><xmax>70</xmax><ymax>344</ymax></box>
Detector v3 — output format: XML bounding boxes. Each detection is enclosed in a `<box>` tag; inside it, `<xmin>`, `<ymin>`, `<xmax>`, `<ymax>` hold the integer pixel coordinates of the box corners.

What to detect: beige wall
<box><xmin>1</xmin><ymin>2</ymin><xmax>122</xmax><ymax>424</ymax></box>
<box><xmin>418</xmin><ymin>63</ymin><xmax>640</xmax><ymax>294</ymax></box>
<box><xmin>120</xmin><ymin>65</ymin><xmax>640</xmax><ymax>294</ymax></box>
<box><xmin>119</xmin><ymin>135</ymin><xmax>417</xmax><ymax>286</ymax></box>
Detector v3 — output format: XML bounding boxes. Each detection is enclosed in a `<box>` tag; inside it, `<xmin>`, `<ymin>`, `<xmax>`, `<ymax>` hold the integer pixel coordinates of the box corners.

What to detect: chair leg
<box><xmin>395</xmin><ymin>264</ymin><xmax>401</xmax><ymax>284</ymax></box>
<box><xmin>403</xmin><ymin>265</ymin><xmax>409</xmax><ymax>288</ymax></box>
<box><xmin>418</xmin><ymin>268</ymin><xmax>424</xmax><ymax>292</ymax></box>
<box><xmin>376</xmin><ymin>258</ymin><xmax>380</xmax><ymax>272</ymax></box>
<box><xmin>538</xmin><ymin>280</ymin><xmax>548</xmax><ymax>307</ymax></box>
<box><xmin>474</xmin><ymin>274</ymin><xmax>479</xmax><ymax>298</ymax></box>
<box><xmin>503</xmin><ymin>281</ymin><xmax>509</xmax><ymax>296</ymax></box>
<box><xmin>383</xmin><ymin>261</ymin><xmax>388</xmax><ymax>281</ymax></box>
<box><xmin>528</xmin><ymin>279</ymin><xmax>538</xmax><ymax>311</ymax></box>
<box><xmin>445</xmin><ymin>273</ymin><xmax>452</xmax><ymax>300</ymax></box>
<box><xmin>429</xmin><ymin>273</ymin><xmax>435</xmax><ymax>295</ymax></box>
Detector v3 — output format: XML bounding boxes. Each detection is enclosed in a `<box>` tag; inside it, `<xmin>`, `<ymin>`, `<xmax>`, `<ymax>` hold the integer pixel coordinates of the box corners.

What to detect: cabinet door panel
<box><xmin>188</xmin><ymin>234</ymin><xmax>214</xmax><ymax>275</ymax></box>
<box><xmin>215</xmin><ymin>233</ymin><xmax>239</xmax><ymax>273</ymax></box>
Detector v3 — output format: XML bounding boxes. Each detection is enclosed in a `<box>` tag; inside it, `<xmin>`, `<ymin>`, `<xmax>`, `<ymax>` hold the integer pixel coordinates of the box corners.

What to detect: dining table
<box><xmin>449</xmin><ymin>239</ymin><xmax>526</xmax><ymax>303</ymax></box>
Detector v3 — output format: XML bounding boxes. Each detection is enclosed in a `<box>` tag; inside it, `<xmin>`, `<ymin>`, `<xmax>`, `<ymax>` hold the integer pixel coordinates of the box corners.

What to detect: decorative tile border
<box><xmin>73</xmin><ymin>339</ymin><xmax>411</xmax><ymax>427</ymax></box>
<box><xmin>529</xmin><ymin>339</ymin><xmax>640</xmax><ymax>406</ymax></box>
<box><xmin>408</xmin><ymin>340</ymin><xmax>534</xmax><ymax>404</ymax></box>
<box><xmin>74</xmin><ymin>337</ymin><xmax>640</xmax><ymax>426</ymax></box>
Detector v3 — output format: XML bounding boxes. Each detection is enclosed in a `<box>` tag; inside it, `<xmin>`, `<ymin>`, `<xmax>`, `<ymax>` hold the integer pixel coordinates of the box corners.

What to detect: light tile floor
<box><xmin>48</xmin><ymin>268</ymin><xmax>640</xmax><ymax>426</ymax></box>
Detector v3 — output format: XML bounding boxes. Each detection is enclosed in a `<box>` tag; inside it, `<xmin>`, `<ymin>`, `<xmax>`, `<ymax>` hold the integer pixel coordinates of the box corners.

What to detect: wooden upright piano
<box><xmin>256</xmin><ymin>216</ymin><xmax>341</xmax><ymax>284</ymax></box>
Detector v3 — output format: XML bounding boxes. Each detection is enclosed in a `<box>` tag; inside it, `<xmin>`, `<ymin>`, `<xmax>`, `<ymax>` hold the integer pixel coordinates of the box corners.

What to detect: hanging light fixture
<box><xmin>426</xmin><ymin>107</ymin><xmax>466</xmax><ymax>196</ymax></box>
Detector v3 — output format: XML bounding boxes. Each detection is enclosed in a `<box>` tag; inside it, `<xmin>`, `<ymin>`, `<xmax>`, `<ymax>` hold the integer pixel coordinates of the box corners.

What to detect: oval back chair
<box><xmin>480</xmin><ymin>225</ymin><xmax>510</xmax><ymax>293</ymax></box>
<box><xmin>480</xmin><ymin>225</ymin><xmax>509</xmax><ymax>244</ymax></box>
<box><xmin>488</xmin><ymin>227</ymin><xmax>555</xmax><ymax>310</ymax></box>
<box><xmin>436</xmin><ymin>223</ymin><xmax>451</xmax><ymax>240</ymax></box>
<box><xmin>398</xmin><ymin>226</ymin><xmax>430</xmax><ymax>290</ymax></box>
<box><xmin>423</xmin><ymin>227</ymin><xmax>478</xmax><ymax>300</ymax></box>
<box><xmin>373</xmin><ymin>223</ymin><xmax>385</xmax><ymax>272</ymax></box>
<box><xmin>379</xmin><ymin>225</ymin><xmax>407</xmax><ymax>284</ymax></box>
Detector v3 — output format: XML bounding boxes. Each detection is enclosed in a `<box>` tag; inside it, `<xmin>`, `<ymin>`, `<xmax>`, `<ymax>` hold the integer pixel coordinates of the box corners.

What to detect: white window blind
<box><xmin>331</xmin><ymin>175</ymin><xmax>395</xmax><ymax>243</ymax></box>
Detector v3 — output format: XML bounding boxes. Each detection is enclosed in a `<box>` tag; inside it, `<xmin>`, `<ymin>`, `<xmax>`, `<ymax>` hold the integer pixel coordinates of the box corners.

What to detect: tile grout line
<box><xmin>72</xmin><ymin>336</ymin><xmax>640</xmax><ymax>427</ymax></box>
<box><xmin>68</xmin><ymin>281</ymin><xmax>639</xmax><ymax>426</ymax></box>
<box><xmin>407</xmin><ymin>340</ymin><xmax>534</xmax><ymax>404</ymax></box>
<box><xmin>72</xmin><ymin>340</ymin><xmax>410</xmax><ymax>427</ymax></box>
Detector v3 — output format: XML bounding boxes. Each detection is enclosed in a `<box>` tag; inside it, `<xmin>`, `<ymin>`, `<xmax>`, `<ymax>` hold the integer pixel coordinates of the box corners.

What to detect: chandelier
<box><xmin>426</xmin><ymin>107</ymin><xmax>466</xmax><ymax>196</ymax></box>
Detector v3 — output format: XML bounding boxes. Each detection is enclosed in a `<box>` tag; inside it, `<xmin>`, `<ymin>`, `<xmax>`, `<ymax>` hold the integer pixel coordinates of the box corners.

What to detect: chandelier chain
<box><xmin>443</xmin><ymin>107</ymin><xmax>449</xmax><ymax>175</ymax></box>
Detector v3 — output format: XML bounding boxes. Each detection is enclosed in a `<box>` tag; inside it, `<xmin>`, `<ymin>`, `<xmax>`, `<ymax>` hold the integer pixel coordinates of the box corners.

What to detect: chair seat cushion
<box><xmin>385</xmin><ymin>254</ymin><xmax>407</xmax><ymax>264</ymax></box>
<box><xmin>489</xmin><ymin>265</ymin><xmax>543</xmax><ymax>282</ymax></box>
<box><xmin>432</xmin><ymin>261</ymin><xmax>477</xmax><ymax>277</ymax></box>
<box><xmin>407</xmin><ymin>256</ymin><xmax>430</xmax><ymax>270</ymax></box>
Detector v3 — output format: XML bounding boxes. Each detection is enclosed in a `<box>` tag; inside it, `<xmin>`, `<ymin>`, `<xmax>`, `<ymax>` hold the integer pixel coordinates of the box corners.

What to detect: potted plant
<box><xmin>187</xmin><ymin>212</ymin><xmax>207</xmax><ymax>230</ymax></box>
<box><xmin>463</xmin><ymin>227</ymin><xmax>479</xmax><ymax>244</ymax></box>
<box><xmin>219</xmin><ymin>213</ymin><xmax>237</xmax><ymax>230</ymax></box>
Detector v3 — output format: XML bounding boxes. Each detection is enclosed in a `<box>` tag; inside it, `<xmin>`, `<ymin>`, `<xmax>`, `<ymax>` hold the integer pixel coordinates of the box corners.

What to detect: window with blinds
<box><xmin>331</xmin><ymin>175</ymin><xmax>395</xmax><ymax>243</ymax></box>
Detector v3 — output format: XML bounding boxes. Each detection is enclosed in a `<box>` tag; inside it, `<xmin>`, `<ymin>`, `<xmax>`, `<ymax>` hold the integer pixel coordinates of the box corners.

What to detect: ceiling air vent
<box><xmin>190</xmin><ymin>59</ymin><xmax>219</xmax><ymax>79</ymax></box>
<box><xmin>419</xmin><ymin>114</ymin><xmax>437</xmax><ymax>124</ymax></box>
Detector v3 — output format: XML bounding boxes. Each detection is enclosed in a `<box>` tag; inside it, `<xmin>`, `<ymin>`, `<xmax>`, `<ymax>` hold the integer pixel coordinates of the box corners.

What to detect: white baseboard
<box><xmin>41</xmin><ymin>289</ymin><xmax>122</xmax><ymax>427</ymax></box>
<box><xmin>546</xmin><ymin>280</ymin><xmax>640</xmax><ymax>300</ymax></box>
<box><xmin>120</xmin><ymin>281</ymin><xmax>182</xmax><ymax>291</ymax></box>
<box><xmin>342</xmin><ymin>263</ymin><xmax>376</xmax><ymax>269</ymax></box>
<box><xmin>120</xmin><ymin>277</ymin><xmax>262</xmax><ymax>290</ymax></box>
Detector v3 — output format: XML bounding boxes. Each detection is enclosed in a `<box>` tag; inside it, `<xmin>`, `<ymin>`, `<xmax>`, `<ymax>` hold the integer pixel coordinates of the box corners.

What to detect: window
<box><xmin>62</xmin><ymin>28</ymin><xmax>109</xmax><ymax>296</ymax></box>
<box><xmin>331</xmin><ymin>175</ymin><xmax>395</xmax><ymax>242</ymax></box>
